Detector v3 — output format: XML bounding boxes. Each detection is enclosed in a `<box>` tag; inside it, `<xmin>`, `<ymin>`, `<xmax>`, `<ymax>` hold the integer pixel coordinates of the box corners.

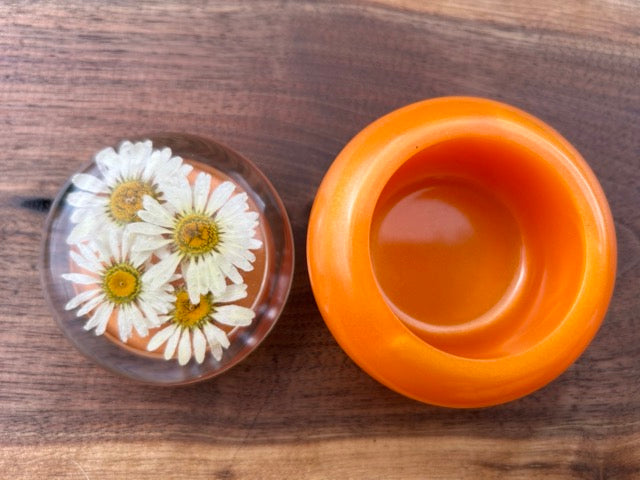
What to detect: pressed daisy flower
<box><xmin>62</xmin><ymin>231</ymin><xmax>176</xmax><ymax>342</ymax></box>
<box><xmin>66</xmin><ymin>140</ymin><xmax>193</xmax><ymax>244</ymax></box>
<box><xmin>147</xmin><ymin>284</ymin><xmax>255</xmax><ymax>365</ymax></box>
<box><xmin>129</xmin><ymin>172</ymin><xmax>262</xmax><ymax>304</ymax></box>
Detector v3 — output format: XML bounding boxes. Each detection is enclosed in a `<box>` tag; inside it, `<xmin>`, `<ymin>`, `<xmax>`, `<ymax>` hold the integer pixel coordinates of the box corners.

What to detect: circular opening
<box><xmin>370</xmin><ymin>134</ymin><xmax>586</xmax><ymax>359</ymax></box>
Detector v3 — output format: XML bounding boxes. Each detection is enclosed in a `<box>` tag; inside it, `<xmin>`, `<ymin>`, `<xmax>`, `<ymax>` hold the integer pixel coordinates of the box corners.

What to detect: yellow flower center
<box><xmin>174</xmin><ymin>213</ymin><xmax>219</xmax><ymax>257</ymax></box>
<box><xmin>103</xmin><ymin>263</ymin><xmax>141</xmax><ymax>304</ymax></box>
<box><xmin>109</xmin><ymin>180</ymin><xmax>155</xmax><ymax>224</ymax></box>
<box><xmin>172</xmin><ymin>290</ymin><xmax>213</xmax><ymax>328</ymax></box>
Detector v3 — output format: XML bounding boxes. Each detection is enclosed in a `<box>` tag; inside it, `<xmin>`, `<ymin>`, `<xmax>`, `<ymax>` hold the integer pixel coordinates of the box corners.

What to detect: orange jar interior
<box><xmin>370</xmin><ymin>135</ymin><xmax>586</xmax><ymax>359</ymax></box>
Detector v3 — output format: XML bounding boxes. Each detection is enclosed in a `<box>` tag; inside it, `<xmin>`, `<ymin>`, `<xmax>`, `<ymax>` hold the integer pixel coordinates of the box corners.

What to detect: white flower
<box><xmin>62</xmin><ymin>230</ymin><xmax>176</xmax><ymax>342</ymax></box>
<box><xmin>129</xmin><ymin>172</ymin><xmax>262</xmax><ymax>304</ymax></box>
<box><xmin>147</xmin><ymin>284</ymin><xmax>255</xmax><ymax>365</ymax></box>
<box><xmin>66</xmin><ymin>140</ymin><xmax>193</xmax><ymax>244</ymax></box>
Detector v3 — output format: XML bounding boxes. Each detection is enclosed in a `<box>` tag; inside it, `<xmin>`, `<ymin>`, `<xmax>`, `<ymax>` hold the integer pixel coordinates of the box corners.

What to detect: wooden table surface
<box><xmin>2</xmin><ymin>1</ymin><xmax>639</xmax><ymax>478</ymax></box>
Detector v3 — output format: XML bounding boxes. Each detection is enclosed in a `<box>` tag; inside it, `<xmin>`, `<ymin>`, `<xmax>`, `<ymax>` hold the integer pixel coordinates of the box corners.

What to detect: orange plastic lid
<box><xmin>307</xmin><ymin>97</ymin><xmax>616</xmax><ymax>407</ymax></box>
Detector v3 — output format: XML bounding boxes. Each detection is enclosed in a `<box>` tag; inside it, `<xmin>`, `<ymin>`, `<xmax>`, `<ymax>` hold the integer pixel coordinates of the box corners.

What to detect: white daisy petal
<box><xmin>248</xmin><ymin>238</ymin><xmax>263</xmax><ymax>250</ymax></box>
<box><xmin>70</xmin><ymin>206</ymin><xmax>89</xmax><ymax>223</ymax></box>
<box><xmin>155</xmin><ymin>154</ymin><xmax>182</xmax><ymax>179</ymax></box>
<box><xmin>84</xmin><ymin>302</ymin><xmax>113</xmax><ymax>333</ymax></box>
<box><xmin>132</xmin><ymin>235</ymin><xmax>172</xmax><ymax>254</ymax></box>
<box><xmin>140</xmin><ymin>196</ymin><xmax>175</xmax><ymax>228</ymax></box>
<box><xmin>203</xmin><ymin>322</ymin><xmax>230</xmax><ymax>349</ymax></box>
<box><xmin>222</xmin><ymin>238</ymin><xmax>258</xmax><ymax>256</ymax></box>
<box><xmin>168</xmin><ymin>155</ymin><xmax>187</xmax><ymax>175</ymax></box>
<box><xmin>213</xmin><ymin>252</ymin><xmax>243</xmax><ymax>284</ymax></box>
<box><xmin>94</xmin><ymin>235</ymin><xmax>113</xmax><ymax>263</ymax></box>
<box><xmin>242</xmin><ymin>249</ymin><xmax>256</xmax><ymax>263</ymax></box>
<box><xmin>224</xmin><ymin>227</ymin><xmax>259</xmax><ymax>240</ymax></box>
<box><xmin>152</xmin><ymin>246</ymin><xmax>173</xmax><ymax>261</ymax></box>
<box><xmin>225</xmin><ymin>226</ymin><xmax>259</xmax><ymax>241</ymax></box>
<box><xmin>147</xmin><ymin>324</ymin><xmax>178</xmax><ymax>351</ymax></box>
<box><xmin>76</xmin><ymin>242</ymin><xmax>102</xmax><ymax>268</ymax></box>
<box><xmin>149</xmin><ymin>146</ymin><xmax>172</xmax><ymax>168</ymax></box>
<box><xmin>205</xmin><ymin>254</ymin><xmax>225</xmax><ymax>296</ymax></box>
<box><xmin>141</xmin><ymin>315</ymin><xmax>156</xmax><ymax>328</ymax></box>
<box><xmin>179</xmin><ymin>163</ymin><xmax>193</xmax><ymax>177</ymax></box>
<box><xmin>185</xmin><ymin>259</ymin><xmax>201</xmax><ymax>305</ymax></box>
<box><xmin>137</xmin><ymin>143</ymin><xmax>162</xmax><ymax>180</ymax></box>
<box><xmin>139</xmin><ymin>139</ymin><xmax>153</xmax><ymax>154</ymax></box>
<box><xmin>221</xmin><ymin>241</ymin><xmax>256</xmax><ymax>260</ymax></box>
<box><xmin>164</xmin><ymin>327</ymin><xmax>182</xmax><ymax>360</ymax></box>
<box><xmin>202</xmin><ymin>327</ymin><xmax>219</xmax><ymax>350</ymax></box>
<box><xmin>127</xmin><ymin>222</ymin><xmax>170</xmax><ymax>237</ymax></box>
<box><xmin>142</xmin><ymin>251</ymin><xmax>181</xmax><ymax>289</ymax></box>
<box><xmin>178</xmin><ymin>329</ymin><xmax>192</xmax><ymax>365</ymax></box>
<box><xmin>109</xmin><ymin>230</ymin><xmax>121</xmax><ymax>263</ymax></box>
<box><xmin>121</xmin><ymin>228</ymin><xmax>133</xmax><ymax>261</ymax></box>
<box><xmin>141</xmin><ymin>152</ymin><xmax>161</xmax><ymax>182</ymax></box>
<box><xmin>213</xmin><ymin>305</ymin><xmax>255</xmax><ymax>327</ymax></box>
<box><xmin>229</xmin><ymin>268</ymin><xmax>244</xmax><ymax>285</ymax></box>
<box><xmin>193</xmin><ymin>172</ymin><xmax>211</xmax><ymax>213</ymax></box>
<box><xmin>211</xmin><ymin>342</ymin><xmax>223</xmax><ymax>361</ymax></box>
<box><xmin>141</xmin><ymin>290</ymin><xmax>173</xmax><ymax>313</ymax></box>
<box><xmin>215</xmin><ymin>193</ymin><xmax>249</xmax><ymax>222</ymax></box>
<box><xmin>223</xmin><ymin>249</ymin><xmax>254</xmax><ymax>272</ymax></box>
<box><xmin>66</xmin><ymin>218</ymin><xmax>100</xmax><ymax>245</ymax></box>
<box><xmin>231</xmin><ymin>245</ymin><xmax>259</xmax><ymax>264</ymax></box>
<box><xmin>195</xmin><ymin>260</ymin><xmax>208</xmax><ymax>299</ymax></box>
<box><xmin>94</xmin><ymin>304</ymin><xmax>113</xmax><ymax>336</ymax></box>
<box><xmin>182</xmin><ymin>176</ymin><xmax>193</xmax><ymax>210</ymax></box>
<box><xmin>220</xmin><ymin>210</ymin><xmax>258</xmax><ymax>226</ymax></box>
<box><xmin>161</xmin><ymin>185</ymin><xmax>183</xmax><ymax>212</ymax></box>
<box><xmin>75</xmin><ymin>293</ymin><xmax>105</xmax><ymax>317</ymax></box>
<box><xmin>83</xmin><ymin>311</ymin><xmax>101</xmax><ymax>331</ymax></box>
<box><xmin>118</xmin><ymin>140</ymin><xmax>134</xmax><ymax>156</ymax></box>
<box><xmin>216</xmin><ymin>205</ymin><xmax>250</xmax><ymax>227</ymax></box>
<box><xmin>137</xmin><ymin>299</ymin><xmax>161</xmax><ymax>327</ymax></box>
<box><xmin>71</xmin><ymin>173</ymin><xmax>108</xmax><ymax>193</ymax></box>
<box><xmin>67</xmin><ymin>191</ymin><xmax>108</xmax><ymax>208</ymax></box>
<box><xmin>62</xmin><ymin>273</ymin><xmax>99</xmax><ymax>285</ymax></box>
<box><xmin>165</xmin><ymin>176</ymin><xmax>192</xmax><ymax>212</ymax></box>
<box><xmin>245</xmin><ymin>211</ymin><xmax>260</xmax><ymax>222</ymax></box>
<box><xmin>157</xmin><ymin>290</ymin><xmax>177</xmax><ymax>304</ymax></box>
<box><xmin>192</xmin><ymin>328</ymin><xmax>206</xmax><ymax>364</ymax></box>
<box><xmin>94</xmin><ymin>147</ymin><xmax>118</xmax><ymax>174</ymax></box>
<box><xmin>215</xmin><ymin>284</ymin><xmax>248</xmax><ymax>304</ymax></box>
<box><xmin>206</xmin><ymin>181</ymin><xmax>235</xmax><ymax>215</ymax></box>
<box><xmin>69</xmin><ymin>250</ymin><xmax>100</xmax><ymax>273</ymax></box>
<box><xmin>146</xmin><ymin>301</ymin><xmax>171</xmax><ymax>316</ymax></box>
<box><xmin>118</xmin><ymin>307</ymin><xmax>133</xmax><ymax>342</ymax></box>
<box><xmin>130</xmin><ymin>250</ymin><xmax>152</xmax><ymax>268</ymax></box>
<box><xmin>222</xmin><ymin>208</ymin><xmax>257</xmax><ymax>222</ymax></box>
<box><xmin>64</xmin><ymin>288</ymin><xmax>101</xmax><ymax>310</ymax></box>
<box><xmin>130</xmin><ymin>304</ymin><xmax>148</xmax><ymax>337</ymax></box>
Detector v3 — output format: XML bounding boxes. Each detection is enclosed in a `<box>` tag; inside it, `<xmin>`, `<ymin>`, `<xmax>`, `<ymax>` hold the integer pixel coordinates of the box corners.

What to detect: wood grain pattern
<box><xmin>1</xmin><ymin>1</ymin><xmax>639</xmax><ymax>478</ymax></box>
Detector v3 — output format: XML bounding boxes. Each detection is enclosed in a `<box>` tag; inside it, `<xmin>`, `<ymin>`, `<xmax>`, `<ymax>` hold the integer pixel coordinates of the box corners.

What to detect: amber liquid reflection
<box><xmin>369</xmin><ymin>136</ymin><xmax>585</xmax><ymax>359</ymax></box>
<box><xmin>371</xmin><ymin>180</ymin><xmax>522</xmax><ymax>329</ymax></box>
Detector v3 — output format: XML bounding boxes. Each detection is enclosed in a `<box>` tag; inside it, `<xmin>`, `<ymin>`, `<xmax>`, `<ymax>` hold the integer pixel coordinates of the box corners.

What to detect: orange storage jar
<box><xmin>307</xmin><ymin>97</ymin><xmax>616</xmax><ymax>407</ymax></box>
